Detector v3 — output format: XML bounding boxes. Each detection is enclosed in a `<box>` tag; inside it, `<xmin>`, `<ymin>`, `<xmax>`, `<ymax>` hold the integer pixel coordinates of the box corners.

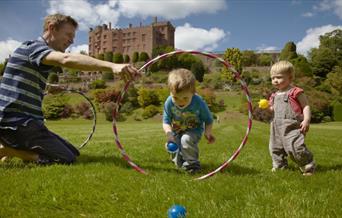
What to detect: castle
<box><xmin>88</xmin><ymin>17</ymin><xmax>175</xmax><ymax>59</ymax></box>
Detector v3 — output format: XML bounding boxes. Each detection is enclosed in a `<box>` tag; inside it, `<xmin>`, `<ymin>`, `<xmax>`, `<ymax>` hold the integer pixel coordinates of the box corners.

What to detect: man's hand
<box><xmin>112</xmin><ymin>64</ymin><xmax>140</xmax><ymax>81</ymax></box>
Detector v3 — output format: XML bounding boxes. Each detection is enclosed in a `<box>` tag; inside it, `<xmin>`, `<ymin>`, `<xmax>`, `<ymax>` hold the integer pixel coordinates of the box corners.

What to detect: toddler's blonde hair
<box><xmin>270</xmin><ymin>60</ymin><xmax>295</xmax><ymax>79</ymax></box>
<box><xmin>168</xmin><ymin>68</ymin><xmax>196</xmax><ymax>94</ymax></box>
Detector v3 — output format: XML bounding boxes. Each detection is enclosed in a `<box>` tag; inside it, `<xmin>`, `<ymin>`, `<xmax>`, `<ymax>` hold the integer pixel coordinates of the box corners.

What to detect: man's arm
<box><xmin>42</xmin><ymin>51</ymin><xmax>137</xmax><ymax>78</ymax></box>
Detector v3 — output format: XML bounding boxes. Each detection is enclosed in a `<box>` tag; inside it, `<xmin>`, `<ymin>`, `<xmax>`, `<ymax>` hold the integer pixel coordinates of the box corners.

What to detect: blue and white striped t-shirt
<box><xmin>0</xmin><ymin>37</ymin><xmax>54</xmax><ymax>128</ymax></box>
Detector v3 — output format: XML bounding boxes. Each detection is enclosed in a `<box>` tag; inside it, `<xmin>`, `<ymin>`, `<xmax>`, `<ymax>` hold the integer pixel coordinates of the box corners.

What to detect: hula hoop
<box><xmin>112</xmin><ymin>50</ymin><xmax>253</xmax><ymax>179</ymax></box>
<box><xmin>46</xmin><ymin>83</ymin><xmax>97</xmax><ymax>149</ymax></box>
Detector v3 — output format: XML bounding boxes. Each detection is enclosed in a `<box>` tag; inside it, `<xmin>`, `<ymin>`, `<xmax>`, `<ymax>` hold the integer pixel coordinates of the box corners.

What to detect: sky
<box><xmin>0</xmin><ymin>0</ymin><xmax>342</xmax><ymax>62</ymax></box>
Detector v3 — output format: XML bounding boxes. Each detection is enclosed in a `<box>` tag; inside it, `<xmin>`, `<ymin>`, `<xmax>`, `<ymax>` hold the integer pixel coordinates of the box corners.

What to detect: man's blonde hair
<box><xmin>270</xmin><ymin>60</ymin><xmax>295</xmax><ymax>79</ymax></box>
<box><xmin>43</xmin><ymin>14</ymin><xmax>78</xmax><ymax>32</ymax></box>
<box><xmin>168</xmin><ymin>68</ymin><xmax>196</xmax><ymax>94</ymax></box>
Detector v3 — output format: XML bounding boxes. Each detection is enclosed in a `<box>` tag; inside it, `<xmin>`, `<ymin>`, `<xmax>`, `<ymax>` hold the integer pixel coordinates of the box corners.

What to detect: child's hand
<box><xmin>258</xmin><ymin>99</ymin><xmax>269</xmax><ymax>109</ymax></box>
<box><xmin>300</xmin><ymin>120</ymin><xmax>310</xmax><ymax>134</ymax></box>
<box><xmin>166</xmin><ymin>132</ymin><xmax>176</xmax><ymax>143</ymax></box>
<box><xmin>205</xmin><ymin>133</ymin><xmax>215</xmax><ymax>144</ymax></box>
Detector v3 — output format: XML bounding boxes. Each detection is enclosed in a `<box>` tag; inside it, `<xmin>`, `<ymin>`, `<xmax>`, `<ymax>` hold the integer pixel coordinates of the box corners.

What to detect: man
<box><xmin>0</xmin><ymin>14</ymin><xmax>139</xmax><ymax>164</ymax></box>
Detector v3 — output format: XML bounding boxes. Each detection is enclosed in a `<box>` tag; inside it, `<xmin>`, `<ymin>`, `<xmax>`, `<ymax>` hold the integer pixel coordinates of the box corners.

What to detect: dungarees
<box><xmin>269</xmin><ymin>90</ymin><xmax>314</xmax><ymax>170</ymax></box>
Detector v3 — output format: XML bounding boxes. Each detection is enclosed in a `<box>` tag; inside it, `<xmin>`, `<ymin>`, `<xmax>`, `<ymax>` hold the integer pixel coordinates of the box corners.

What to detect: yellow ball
<box><xmin>258</xmin><ymin>99</ymin><xmax>269</xmax><ymax>109</ymax></box>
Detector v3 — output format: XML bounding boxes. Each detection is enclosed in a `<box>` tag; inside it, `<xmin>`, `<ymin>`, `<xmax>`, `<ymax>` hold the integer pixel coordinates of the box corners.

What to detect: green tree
<box><xmin>0</xmin><ymin>59</ymin><xmax>7</xmax><ymax>76</ymax></box>
<box><xmin>309</xmin><ymin>29</ymin><xmax>342</xmax><ymax>78</ymax></box>
<box><xmin>191</xmin><ymin>61</ymin><xmax>205</xmax><ymax>82</ymax></box>
<box><xmin>241</xmin><ymin>50</ymin><xmax>257</xmax><ymax>67</ymax></box>
<box><xmin>258</xmin><ymin>53</ymin><xmax>273</xmax><ymax>66</ymax></box>
<box><xmin>319</xmin><ymin>29</ymin><xmax>342</xmax><ymax>62</ymax></box>
<box><xmin>102</xmin><ymin>72</ymin><xmax>114</xmax><ymax>81</ymax></box>
<box><xmin>310</xmin><ymin>47</ymin><xmax>337</xmax><ymax>78</ymax></box>
<box><xmin>137</xmin><ymin>87</ymin><xmax>160</xmax><ymax>108</ymax></box>
<box><xmin>132</xmin><ymin>52</ymin><xmax>139</xmax><ymax>63</ymax></box>
<box><xmin>220</xmin><ymin>48</ymin><xmax>242</xmax><ymax>84</ymax></box>
<box><xmin>47</xmin><ymin>72</ymin><xmax>59</xmax><ymax>84</ymax></box>
<box><xmin>150</xmin><ymin>46</ymin><xmax>176</xmax><ymax>71</ymax></box>
<box><xmin>279</xmin><ymin>41</ymin><xmax>298</xmax><ymax>61</ymax></box>
<box><xmin>292</xmin><ymin>55</ymin><xmax>312</xmax><ymax>77</ymax></box>
<box><xmin>324</xmin><ymin>66</ymin><xmax>342</xmax><ymax>97</ymax></box>
<box><xmin>96</xmin><ymin>53</ymin><xmax>104</xmax><ymax>60</ymax></box>
<box><xmin>124</xmin><ymin>54</ymin><xmax>130</xmax><ymax>63</ymax></box>
<box><xmin>222</xmin><ymin>48</ymin><xmax>242</xmax><ymax>72</ymax></box>
<box><xmin>177</xmin><ymin>54</ymin><xmax>204</xmax><ymax>72</ymax></box>
<box><xmin>139</xmin><ymin>52</ymin><xmax>149</xmax><ymax>62</ymax></box>
<box><xmin>104</xmin><ymin>52</ymin><xmax>113</xmax><ymax>62</ymax></box>
<box><xmin>113</xmin><ymin>52</ymin><xmax>124</xmax><ymax>63</ymax></box>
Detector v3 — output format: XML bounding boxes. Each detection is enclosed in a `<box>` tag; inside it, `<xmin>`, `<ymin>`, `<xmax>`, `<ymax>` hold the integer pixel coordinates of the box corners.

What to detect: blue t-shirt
<box><xmin>0</xmin><ymin>37</ymin><xmax>54</xmax><ymax>128</ymax></box>
<box><xmin>163</xmin><ymin>94</ymin><xmax>213</xmax><ymax>136</ymax></box>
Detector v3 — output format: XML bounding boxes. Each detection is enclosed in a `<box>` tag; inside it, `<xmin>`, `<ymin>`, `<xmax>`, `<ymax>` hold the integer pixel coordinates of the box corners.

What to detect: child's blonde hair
<box><xmin>168</xmin><ymin>68</ymin><xmax>196</xmax><ymax>94</ymax></box>
<box><xmin>43</xmin><ymin>14</ymin><xmax>78</xmax><ymax>32</ymax></box>
<box><xmin>270</xmin><ymin>61</ymin><xmax>295</xmax><ymax>79</ymax></box>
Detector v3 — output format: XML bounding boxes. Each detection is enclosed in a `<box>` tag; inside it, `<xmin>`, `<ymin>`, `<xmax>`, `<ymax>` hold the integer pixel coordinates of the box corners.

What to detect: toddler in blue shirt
<box><xmin>163</xmin><ymin>68</ymin><xmax>215</xmax><ymax>173</ymax></box>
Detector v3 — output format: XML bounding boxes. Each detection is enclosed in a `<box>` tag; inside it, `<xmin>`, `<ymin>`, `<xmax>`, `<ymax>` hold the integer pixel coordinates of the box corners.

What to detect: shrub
<box><xmin>113</xmin><ymin>52</ymin><xmax>124</xmax><ymax>63</ymax></box>
<box><xmin>48</xmin><ymin>72</ymin><xmax>59</xmax><ymax>84</ymax></box>
<box><xmin>332</xmin><ymin>102</ymin><xmax>342</xmax><ymax>121</ymax></box>
<box><xmin>120</xmin><ymin>102</ymin><xmax>135</xmax><ymax>114</ymax></box>
<box><xmin>142</xmin><ymin>105</ymin><xmax>160</xmax><ymax>119</ymax></box>
<box><xmin>137</xmin><ymin>87</ymin><xmax>160</xmax><ymax>108</ymax></box>
<box><xmin>198</xmin><ymin>88</ymin><xmax>225</xmax><ymax>113</ymax></box>
<box><xmin>102</xmin><ymin>72</ymin><xmax>114</xmax><ymax>81</ymax></box>
<box><xmin>102</xmin><ymin>102</ymin><xmax>125</xmax><ymax>121</ymax></box>
<box><xmin>89</xmin><ymin>79</ymin><xmax>106</xmax><ymax>89</ymax></box>
<box><xmin>139</xmin><ymin>52</ymin><xmax>149</xmax><ymax>62</ymax></box>
<box><xmin>124</xmin><ymin>54</ymin><xmax>130</xmax><ymax>63</ymax></box>
<box><xmin>43</xmin><ymin>94</ymin><xmax>71</xmax><ymax>120</ymax></box>
<box><xmin>74</xmin><ymin>102</ymin><xmax>93</xmax><ymax>119</ymax></box>
<box><xmin>252</xmin><ymin>106</ymin><xmax>273</xmax><ymax>122</ymax></box>
<box><xmin>93</xmin><ymin>87</ymin><xmax>120</xmax><ymax>107</ymax></box>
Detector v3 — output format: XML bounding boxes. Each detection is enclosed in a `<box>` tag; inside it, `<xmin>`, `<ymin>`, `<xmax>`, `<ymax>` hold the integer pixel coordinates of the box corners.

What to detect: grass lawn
<box><xmin>1</xmin><ymin>111</ymin><xmax>342</xmax><ymax>217</ymax></box>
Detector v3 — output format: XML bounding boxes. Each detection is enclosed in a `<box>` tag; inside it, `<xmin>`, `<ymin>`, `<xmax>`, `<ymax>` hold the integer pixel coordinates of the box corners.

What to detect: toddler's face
<box><xmin>271</xmin><ymin>72</ymin><xmax>292</xmax><ymax>91</ymax></box>
<box><xmin>171</xmin><ymin>90</ymin><xmax>194</xmax><ymax>109</ymax></box>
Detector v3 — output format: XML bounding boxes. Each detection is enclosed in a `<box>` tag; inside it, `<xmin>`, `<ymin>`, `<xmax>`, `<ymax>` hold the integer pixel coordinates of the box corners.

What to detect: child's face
<box><xmin>171</xmin><ymin>89</ymin><xmax>194</xmax><ymax>109</ymax></box>
<box><xmin>271</xmin><ymin>72</ymin><xmax>292</xmax><ymax>91</ymax></box>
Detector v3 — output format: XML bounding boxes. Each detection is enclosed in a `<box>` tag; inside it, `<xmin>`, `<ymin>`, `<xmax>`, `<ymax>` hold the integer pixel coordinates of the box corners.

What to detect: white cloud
<box><xmin>175</xmin><ymin>23</ymin><xmax>227</xmax><ymax>51</ymax></box>
<box><xmin>46</xmin><ymin>0</ymin><xmax>227</xmax><ymax>30</ymax></box>
<box><xmin>313</xmin><ymin>0</ymin><xmax>342</xmax><ymax>19</ymax></box>
<box><xmin>256</xmin><ymin>44</ymin><xmax>278</xmax><ymax>52</ymax></box>
<box><xmin>0</xmin><ymin>39</ymin><xmax>21</xmax><ymax>63</ymax></box>
<box><xmin>297</xmin><ymin>25</ymin><xmax>342</xmax><ymax>56</ymax></box>
<box><xmin>47</xmin><ymin>0</ymin><xmax>120</xmax><ymax>31</ymax></box>
<box><xmin>67</xmin><ymin>44</ymin><xmax>89</xmax><ymax>54</ymax></box>
<box><xmin>302</xmin><ymin>12</ymin><xmax>314</xmax><ymax>17</ymax></box>
<box><xmin>118</xmin><ymin>0</ymin><xmax>227</xmax><ymax>19</ymax></box>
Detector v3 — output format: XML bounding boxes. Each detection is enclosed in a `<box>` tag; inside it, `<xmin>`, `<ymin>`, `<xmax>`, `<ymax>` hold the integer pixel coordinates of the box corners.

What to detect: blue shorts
<box><xmin>0</xmin><ymin>119</ymin><xmax>79</xmax><ymax>164</ymax></box>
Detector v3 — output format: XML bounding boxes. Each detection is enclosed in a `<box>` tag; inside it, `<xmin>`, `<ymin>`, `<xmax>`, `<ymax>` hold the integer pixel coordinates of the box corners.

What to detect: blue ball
<box><xmin>167</xmin><ymin>142</ymin><xmax>179</xmax><ymax>153</ymax></box>
<box><xmin>168</xmin><ymin>205</ymin><xmax>186</xmax><ymax>218</ymax></box>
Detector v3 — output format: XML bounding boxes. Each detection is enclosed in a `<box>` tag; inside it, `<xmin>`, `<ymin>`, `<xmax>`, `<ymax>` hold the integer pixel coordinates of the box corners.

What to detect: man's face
<box><xmin>50</xmin><ymin>23</ymin><xmax>76</xmax><ymax>51</ymax></box>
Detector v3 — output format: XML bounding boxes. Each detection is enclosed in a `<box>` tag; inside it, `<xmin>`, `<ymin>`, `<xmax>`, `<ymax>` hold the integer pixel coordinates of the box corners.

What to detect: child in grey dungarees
<box><xmin>267</xmin><ymin>61</ymin><xmax>315</xmax><ymax>176</ymax></box>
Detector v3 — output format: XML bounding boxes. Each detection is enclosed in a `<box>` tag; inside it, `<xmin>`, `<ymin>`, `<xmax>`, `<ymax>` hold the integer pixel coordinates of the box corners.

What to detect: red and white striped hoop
<box><xmin>112</xmin><ymin>50</ymin><xmax>253</xmax><ymax>180</ymax></box>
